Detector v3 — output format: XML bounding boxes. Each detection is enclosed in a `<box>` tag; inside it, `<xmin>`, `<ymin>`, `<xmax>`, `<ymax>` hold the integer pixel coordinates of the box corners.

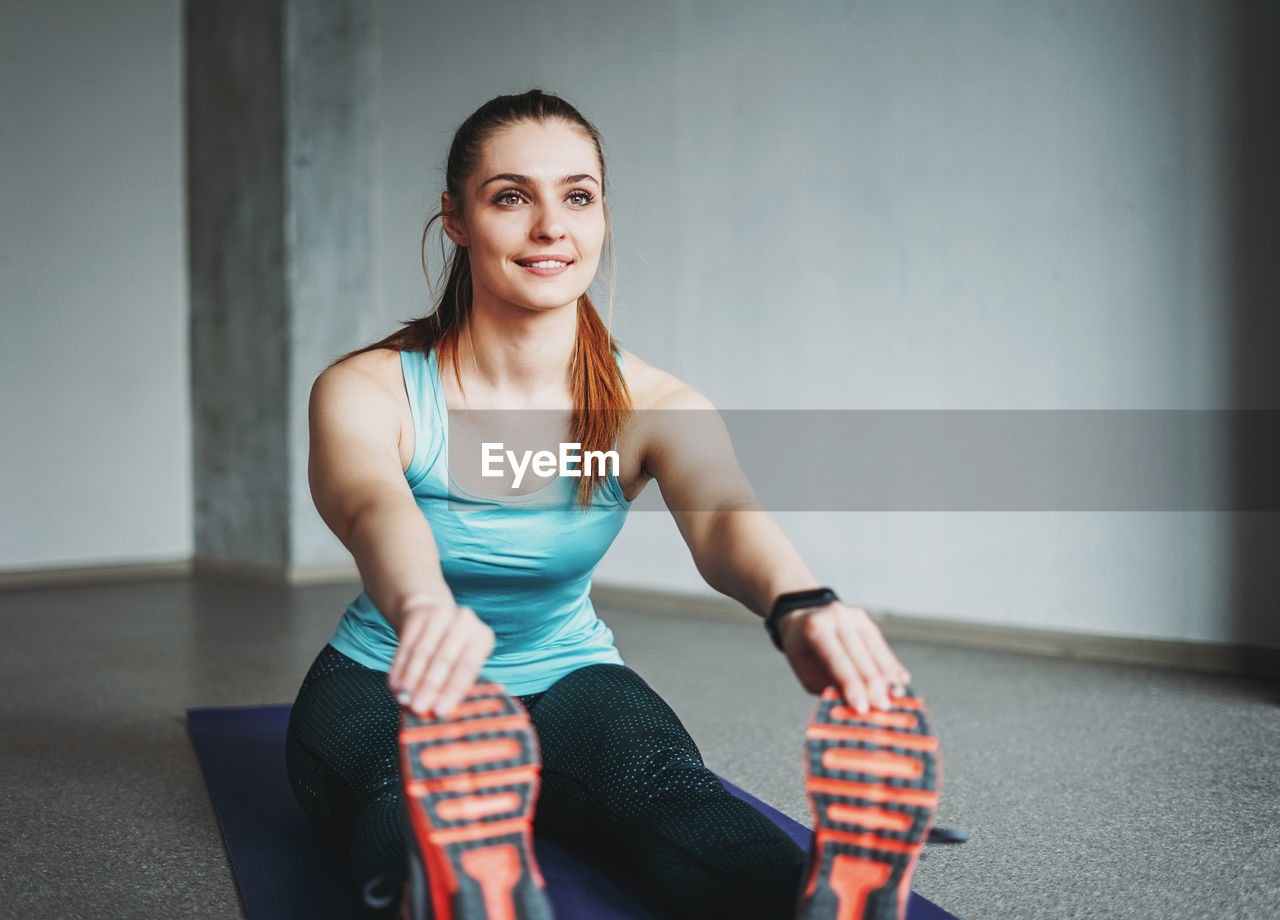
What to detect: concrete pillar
<box><xmin>185</xmin><ymin>0</ymin><xmax>373</xmax><ymax>579</ymax></box>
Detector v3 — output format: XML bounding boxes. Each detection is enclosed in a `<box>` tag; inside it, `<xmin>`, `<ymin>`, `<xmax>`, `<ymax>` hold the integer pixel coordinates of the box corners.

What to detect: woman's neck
<box><xmin>457</xmin><ymin>299</ymin><xmax>578</xmax><ymax>400</ymax></box>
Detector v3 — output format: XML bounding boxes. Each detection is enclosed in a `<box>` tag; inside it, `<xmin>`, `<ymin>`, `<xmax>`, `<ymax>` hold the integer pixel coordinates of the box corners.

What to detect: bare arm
<box><xmin>636</xmin><ymin>392</ymin><xmax>818</xmax><ymax>615</ymax></box>
<box><xmin>309</xmin><ymin>356</ymin><xmax>493</xmax><ymax>715</ymax></box>
<box><xmin>643</xmin><ymin>384</ymin><xmax>911</xmax><ymax>712</ymax></box>
<box><xmin>309</xmin><ymin>361</ymin><xmax>451</xmax><ymax>619</ymax></box>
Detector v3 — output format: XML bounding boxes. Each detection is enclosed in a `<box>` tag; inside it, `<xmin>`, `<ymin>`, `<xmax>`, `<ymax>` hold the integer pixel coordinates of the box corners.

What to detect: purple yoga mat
<box><xmin>187</xmin><ymin>704</ymin><xmax>957</xmax><ymax>920</ymax></box>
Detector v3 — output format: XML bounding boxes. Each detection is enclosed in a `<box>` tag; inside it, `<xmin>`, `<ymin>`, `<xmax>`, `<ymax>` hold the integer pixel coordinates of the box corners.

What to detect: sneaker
<box><xmin>797</xmin><ymin>686</ymin><xmax>941</xmax><ymax>920</ymax></box>
<box><xmin>399</xmin><ymin>682</ymin><xmax>555</xmax><ymax>920</ymax></box>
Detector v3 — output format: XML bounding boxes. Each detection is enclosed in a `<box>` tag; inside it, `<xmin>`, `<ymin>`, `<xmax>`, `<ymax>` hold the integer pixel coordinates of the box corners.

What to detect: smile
<box><xmin>514</xmin><ymin>257</ymin><xmax>573</xmax><ymax>277</ymax></box>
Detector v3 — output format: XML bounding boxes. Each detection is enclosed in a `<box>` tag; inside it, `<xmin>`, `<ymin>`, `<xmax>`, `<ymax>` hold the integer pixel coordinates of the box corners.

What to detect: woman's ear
<box><xmin>441</xmin><ymin>192</ymin><xmax>468</xmax><ymax>247</ymax></box>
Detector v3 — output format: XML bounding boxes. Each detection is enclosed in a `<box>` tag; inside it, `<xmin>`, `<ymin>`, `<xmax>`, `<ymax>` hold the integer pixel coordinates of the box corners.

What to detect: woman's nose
<box><xmin>531</xmin><ymin>205</ymin><xmax>566</xmax><ymax>240</ymax></box>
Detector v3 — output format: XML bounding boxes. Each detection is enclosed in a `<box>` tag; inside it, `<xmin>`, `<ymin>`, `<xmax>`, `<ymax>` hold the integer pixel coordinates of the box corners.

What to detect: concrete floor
<box><xmin>0</xmin><ymin>577</ymin><xmax>1277</xmax><ymax>919</ymax></box>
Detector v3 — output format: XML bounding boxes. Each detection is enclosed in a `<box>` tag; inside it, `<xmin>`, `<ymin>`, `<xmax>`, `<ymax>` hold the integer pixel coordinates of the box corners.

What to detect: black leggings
<box><xmin>285</xmin><ymin>644</ymin><xmax>806</xmax><ymax>919</ymax></box>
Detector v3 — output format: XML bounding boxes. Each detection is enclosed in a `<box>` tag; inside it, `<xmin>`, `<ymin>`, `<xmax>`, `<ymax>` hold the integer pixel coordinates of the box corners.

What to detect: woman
<box><xmin>286</xmin><ymin>90</ymin><xmax>938</xmax><ymax>920</ymax></box>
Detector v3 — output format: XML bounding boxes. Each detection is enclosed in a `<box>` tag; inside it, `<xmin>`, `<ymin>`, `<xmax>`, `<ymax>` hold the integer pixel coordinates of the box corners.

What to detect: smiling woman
<box><xmin>284</xmin><ymin>89</ymin><xmax>935</xmax><ymax>920</ymax></box>
<box><xmin>449</xmin><ymin>123</ymin><xmax>608</xmax><ymax>327</ymax></box>
<box><xmin>334</xmin><ymin>92</ymin><xmax>626</xmax><ymax>512</ymax></box>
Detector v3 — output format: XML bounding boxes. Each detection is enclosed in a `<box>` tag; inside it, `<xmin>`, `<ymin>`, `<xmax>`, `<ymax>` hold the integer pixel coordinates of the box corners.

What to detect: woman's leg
<box><xmin>285</xmin><ymin>645</ymin><xmax>407</xmax><ymax>918</ymax></box>
<box><xmin>524</xmin><ymin>663</ymin><xmax>806</xmax><ymax>920</ymax></box>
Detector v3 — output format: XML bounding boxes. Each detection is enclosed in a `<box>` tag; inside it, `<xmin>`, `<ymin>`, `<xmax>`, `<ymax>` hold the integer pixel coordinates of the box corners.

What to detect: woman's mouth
<box><xmin>515</xmin><ymin>257</ymin><xmax>573</xmax><ymax>276</ymax></box>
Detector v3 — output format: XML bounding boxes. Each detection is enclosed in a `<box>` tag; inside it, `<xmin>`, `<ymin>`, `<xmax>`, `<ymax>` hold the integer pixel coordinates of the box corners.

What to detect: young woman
<box><xmin>285</xmin><ymin>90</ymin><xmax>939</xmax><ymax>920</ymax></box>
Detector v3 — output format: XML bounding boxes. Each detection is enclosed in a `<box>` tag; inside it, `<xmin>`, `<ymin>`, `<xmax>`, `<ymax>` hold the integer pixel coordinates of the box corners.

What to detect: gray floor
<box><xmin>1</xmin><ymin>578</ymin><xmax>1277</xmax><ymax>920</ymax></box>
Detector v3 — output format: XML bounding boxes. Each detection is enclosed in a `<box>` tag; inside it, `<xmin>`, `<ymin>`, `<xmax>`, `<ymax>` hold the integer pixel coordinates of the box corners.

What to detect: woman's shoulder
<box><xmin>324</xmin><ymin>346</ymin><xmax>405</xmax><ymax>386</ymax></box>
<box><xmin>619</xmin><ymin>347</ymin><xmax>716</xmax><ymax>412</ymax></box>
<box><xmin>311</xmin><ymin>347</ymin><xmax>417</xmax><ymax>468</ymax></box>
<box><xmin>312</xmin><ymin>347</ymin><xmax>411</xmax><ymax>414</ymax></box>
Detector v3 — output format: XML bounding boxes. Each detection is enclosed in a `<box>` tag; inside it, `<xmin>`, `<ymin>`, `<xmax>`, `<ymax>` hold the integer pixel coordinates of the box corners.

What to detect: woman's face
<box><xmin>446</xmin><ymin>119</ymin><xmax>606</xmax><ymax>316</ymax></box>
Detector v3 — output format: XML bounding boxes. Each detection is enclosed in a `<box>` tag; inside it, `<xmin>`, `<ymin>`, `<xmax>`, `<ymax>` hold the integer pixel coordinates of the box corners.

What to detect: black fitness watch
<box><xmin>765</xmin><ymin>587</ymin><xmax>840</xmax><ymax>651</ymax></box>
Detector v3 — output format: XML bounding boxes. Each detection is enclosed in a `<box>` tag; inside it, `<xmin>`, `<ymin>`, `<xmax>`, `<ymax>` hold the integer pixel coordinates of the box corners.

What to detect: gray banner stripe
<box><xmin>445</xmin><ymin>410</ymin><xmax>1280</xmax><ymax>512</ymax></box>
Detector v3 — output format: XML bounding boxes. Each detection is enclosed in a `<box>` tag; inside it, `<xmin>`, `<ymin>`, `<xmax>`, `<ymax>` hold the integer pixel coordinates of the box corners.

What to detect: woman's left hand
<box><xmin>776</xmin><ymin>601</ymin><xmax>911</xmax><ymax>713</ymax></box>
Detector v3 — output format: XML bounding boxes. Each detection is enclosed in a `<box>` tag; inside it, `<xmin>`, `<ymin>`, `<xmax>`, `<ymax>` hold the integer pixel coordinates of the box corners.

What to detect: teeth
<box><xmin>523</xmin><ymin>260</ymin><xmax>567</xmax><ymax>268</ymax></box>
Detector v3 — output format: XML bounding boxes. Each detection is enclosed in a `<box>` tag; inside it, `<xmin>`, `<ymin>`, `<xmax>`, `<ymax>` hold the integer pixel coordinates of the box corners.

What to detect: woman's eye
<box><xmin>567</xmin><ymin>190</ymin><xmax>595</xmax><ymax>207</ymax></box>
<box><xmin>494</xmin><ymin>190</ymin><xmax>525</xmax><ymax>206</ymax></box>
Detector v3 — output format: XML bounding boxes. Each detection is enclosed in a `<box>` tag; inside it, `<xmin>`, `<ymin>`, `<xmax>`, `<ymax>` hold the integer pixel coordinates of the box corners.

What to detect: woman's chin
<box><xmin>483</xmin><ymin>289</ymin><xmax>589</xmax><ymax>316</ymax></box>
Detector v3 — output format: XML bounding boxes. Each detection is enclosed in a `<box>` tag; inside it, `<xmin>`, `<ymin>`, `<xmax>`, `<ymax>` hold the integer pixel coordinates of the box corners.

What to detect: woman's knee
<box><xmin>286</xmin><ymin>660</ymin><xmax>401</xmax><ymax>836</ymax></box>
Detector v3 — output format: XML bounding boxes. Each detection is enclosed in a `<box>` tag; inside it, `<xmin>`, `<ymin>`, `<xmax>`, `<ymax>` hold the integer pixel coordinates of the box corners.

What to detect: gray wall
<box><xmin>0</xmin><ymin>1</ymin><xmax>190</xmax><ymax>571</ymax></box>
<box><xmin>373</xmin><ymin>0</ymin><xmax>1274</xmax><ymax>648</ymax></box>
<box><xmin>3</xmin><ymin>1</ymin><xmax>1274</xmax><ymax>650</ymax></box>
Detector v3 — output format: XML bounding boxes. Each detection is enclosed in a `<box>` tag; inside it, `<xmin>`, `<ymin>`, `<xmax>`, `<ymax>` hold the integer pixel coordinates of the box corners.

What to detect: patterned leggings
<box><xmin>285</xmin><ymin>644</ymin><xmax>806</xmax><ymax>919</ymax></box>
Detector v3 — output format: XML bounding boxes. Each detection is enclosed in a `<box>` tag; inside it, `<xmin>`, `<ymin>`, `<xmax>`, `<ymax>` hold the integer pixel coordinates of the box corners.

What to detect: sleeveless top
<box><xmin>328</xmin><ymin>346</ymin><xmax>633</xmax><ymax>695</ymax></box>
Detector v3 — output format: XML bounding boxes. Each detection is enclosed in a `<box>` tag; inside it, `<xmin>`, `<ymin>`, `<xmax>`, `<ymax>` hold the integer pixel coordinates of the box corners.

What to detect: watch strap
<box><xmin>765</xmin><ymin>587</ymin><xmax>840</xmax><ymax>651</ymax></box>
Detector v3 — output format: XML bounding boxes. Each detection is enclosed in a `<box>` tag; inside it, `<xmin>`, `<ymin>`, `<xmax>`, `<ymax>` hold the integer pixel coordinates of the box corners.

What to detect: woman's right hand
<box><xmin>387</xmin><ymin>598</ymin><xmax>496</xmax><ymax>718</ymax></box>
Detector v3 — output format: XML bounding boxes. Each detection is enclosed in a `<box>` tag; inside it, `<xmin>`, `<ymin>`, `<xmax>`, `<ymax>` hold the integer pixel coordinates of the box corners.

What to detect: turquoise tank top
<box><xmin>329</xmin><ymin>347</ymin><xmax>632</xmax><ymax>695</ymax></box>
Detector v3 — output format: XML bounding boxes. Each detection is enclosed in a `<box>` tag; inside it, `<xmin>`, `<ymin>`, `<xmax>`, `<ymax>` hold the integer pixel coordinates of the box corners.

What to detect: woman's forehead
<box><xmin>474</xmin><ymin>120</ymin><xmax>601</xmax><ymax>184</ymax></box>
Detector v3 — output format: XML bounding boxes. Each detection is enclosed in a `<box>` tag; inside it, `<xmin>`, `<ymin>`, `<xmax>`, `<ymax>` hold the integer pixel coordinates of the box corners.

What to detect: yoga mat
<box><xmin>188</xmin><ymin>704</ymin><xmax>957</xmax><ymax>920</ymax></box>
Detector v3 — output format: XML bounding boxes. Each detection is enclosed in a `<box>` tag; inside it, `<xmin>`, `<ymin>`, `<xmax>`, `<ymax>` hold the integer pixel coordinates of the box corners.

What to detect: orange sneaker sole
<box><xmin>797</xmin><ymin>687</ymin><xmax>941</xmax><ymax>920</ymax></box>
<box><xmin>399</xmin><ymin>683</ymin><xmax>554</xmax><ymax>920</ymax></box>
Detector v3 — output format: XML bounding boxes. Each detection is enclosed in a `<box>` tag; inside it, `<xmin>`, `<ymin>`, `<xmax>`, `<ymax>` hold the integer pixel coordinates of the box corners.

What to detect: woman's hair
<box><xmin>349</xmin><ymin>89</ymin><xmax>630</xmax><ymax>509</ymax></box>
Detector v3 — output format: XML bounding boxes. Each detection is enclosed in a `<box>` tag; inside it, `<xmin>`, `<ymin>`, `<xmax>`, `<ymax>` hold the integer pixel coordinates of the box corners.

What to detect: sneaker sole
<box><xmin>797</xmin><ymin>686</ymin><xmax>941</xmax><ymax>920</ymax></box>
<box><xmin>399</xmin><ymin>683</ymin><xmax>554</xmax><ymax>920</ymax></box>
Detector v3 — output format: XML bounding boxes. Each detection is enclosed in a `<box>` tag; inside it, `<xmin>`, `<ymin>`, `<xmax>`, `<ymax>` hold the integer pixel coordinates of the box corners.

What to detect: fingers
<box><xmin>787</xmin><ymin>604</ymin><xmax>912</xmax><ymax>713</ymax></box>
<box><xmin>389</xmin><ymin>605</ymin><xmax>450</xmax><ymax>704</ymax></box>
<box><xmin>433</xmin><ymin>636</ymin><xmax>494</xmax><ymax>717</ymax></box>
<box><xmin>835</xmin><ymin>616</ymin><xmax>890</xmax><ymax>711</ymax></box>
<box><xmin>861</xmin><ymin>617</ymin><xmax>912</xmax><ymax>693</ymax></box>
<box><xmin>410</xmin><ymin>612</ymin><xmax>470</xmax><ymax>714</ymax></box>
<box><xmin>388</xmin><ymin>603</ymin><xmax>492</xmax><ymax>717</ymax></box>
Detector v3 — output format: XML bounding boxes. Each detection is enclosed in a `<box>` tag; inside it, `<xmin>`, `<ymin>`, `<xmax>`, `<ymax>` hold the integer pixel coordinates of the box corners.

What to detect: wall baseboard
<box><xmin>588</xmin><ymin>583</ymin><xmax>1280</xmax><ymax>680</ymax></box>
<box><xmin>0</xmin><ymin>559</ymin><xmax>194</xmax><ymax>589</ymax></box>
<box><xmin>191</xmin><ymin>558</ymin><xmax>361</xmax><ymax>585</ymax></box>
<box><xmin>0</xmin><ymin>557</ymin><xmax>360</xmax><ymax>590</ymax></box>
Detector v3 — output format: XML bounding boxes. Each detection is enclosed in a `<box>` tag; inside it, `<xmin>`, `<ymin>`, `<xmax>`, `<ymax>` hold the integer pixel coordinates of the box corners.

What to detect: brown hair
<box><xmin>350</xmin><ymin>90</ymin><xmax>630</xmax><ymax>509</ymax></box>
